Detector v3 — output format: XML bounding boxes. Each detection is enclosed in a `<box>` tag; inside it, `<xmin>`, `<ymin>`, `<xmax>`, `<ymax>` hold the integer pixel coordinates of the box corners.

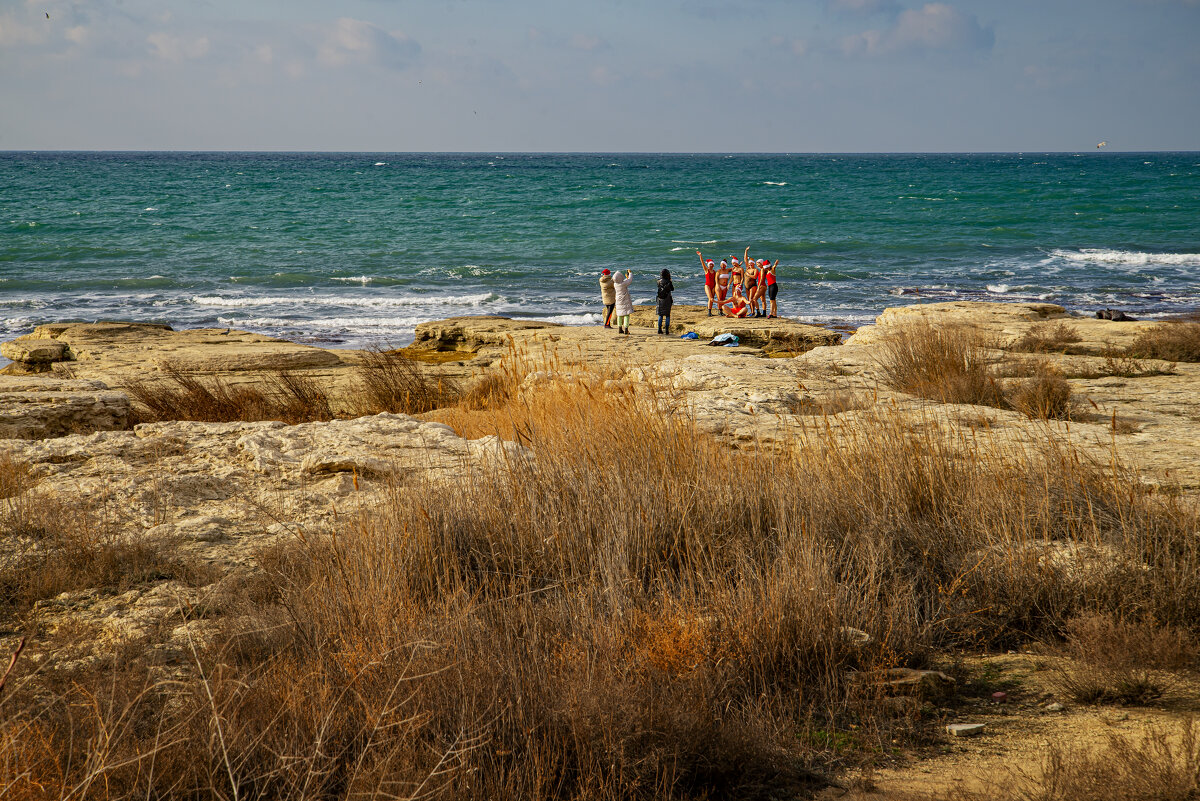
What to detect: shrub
<box><xmin>1009</xmin><ymin>365</ymin><xmax>1073</xmax><ymax>420</ymax></box>
<box><xmin>1126</xmin><ymin>322</ymin><xmax>1200</xmax><ymax>363</ymax></box>
<box><xmin>1011</xmin><ymin>322</ymin><xmax>1082</xmax><ymax>354</ymax></box>
<box><xmin>1052</xmin><ymin>614</ymin><xmax>1197</xmax><ymax>705</ymax></box>
<box><xmin>879</xmin><ymin>322</ymin><xmax>1006</xmax><ymax>407</ymax></box>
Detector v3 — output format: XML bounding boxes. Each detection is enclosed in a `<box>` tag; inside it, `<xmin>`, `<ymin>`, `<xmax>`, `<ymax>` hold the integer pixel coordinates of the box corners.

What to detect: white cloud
<box><xmin>65</xmin><ymin>25</ymin><xmax>87</xmax><ymax>45</ymax></box>
<box><xmin>571</xmin><ymin>33</ymin><xmax>606</xmax><ymax>52</ymax></box>
<box><xmin>316</xmin><ymin>17</ymin><xmax>419</xmax><ymax>71</ymax></box>
<box><xmin>830</xmin><ymin>0</ymin><xmax>900</xmax><ymax>15</ymax></box>
<box><xmin>146</xmin><ymin>32</ymin><xmax>210</xmax><ymax>63</ymax></box>
<box><xmin>842</xmin><ymin>3</ymin><xmax>993</xmax><ymax>56</ymax></box>
<box><xmin>0</xmin><ymin>12</ymin><xmax>50</xmax><ymax>47</ymax></box>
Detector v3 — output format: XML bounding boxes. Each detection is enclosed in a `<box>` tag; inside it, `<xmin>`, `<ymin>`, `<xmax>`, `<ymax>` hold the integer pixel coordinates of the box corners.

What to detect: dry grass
<box><xmin>1008</xmin><ymin>365</ymin><xmax>1073</xmax><ymax>420</ymax></box>
<box><xmin>353</xmin><ymin>347</ymin><xmax>463</xmax><ymax>416</ymax></box>
<box><xmin>1126</xmin><ymin>322</ymin><xmax>1200</xmax><ymax>363</ymax></box>
<box><xmin>879</xmin><ymin>322</ymin><xmax>1007</xmax><ymax>407</ymax></box>
<box><xmin>881</xmin><ymin>323</ymin><xmax>1075</xmax><ymax>419</ymax></box>
<box><xmin>1011</xmin><ymin>323</ymin><xmax>1083</xmax><ymax>354</ymax></box>
<box><xmin>935</xmin><ymin>718</ymin><xmax>1200</xmax><ymax>801</ymax></box>
<box><xmin>125</xmin><ymin>364</ymin><xmax>334</xmax><ymax>425</ymax></box>
<box><xmin>0</xmin><ymin>476</ymin><xmax>213</xmax><ymax>623</ymax></box>
<box><xmin>5</xmin><ymin>362</ymin><xmax>1200</xmax><ymax>798</ymax></box>
<box><xmin>1051</xmin><ymin>614</ymin><xmax>1197</xmax><ymax>706</ymax></box>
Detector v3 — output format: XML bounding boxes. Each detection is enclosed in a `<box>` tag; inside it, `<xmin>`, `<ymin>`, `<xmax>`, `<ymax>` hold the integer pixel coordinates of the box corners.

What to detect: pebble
<box><xmin>947</xmin><ymin>723</ymin><xmax>986</xmax><ymax>737</ymax></box>
<box><xmin>991</xmin><ymin>691</ymin><xmax>1008</xmax><ymax>703</ymax></box>
<box><xmin>1046</xmin><ymin>702</ymin><xmax>1065</xmax><ymax>712</ymax></box>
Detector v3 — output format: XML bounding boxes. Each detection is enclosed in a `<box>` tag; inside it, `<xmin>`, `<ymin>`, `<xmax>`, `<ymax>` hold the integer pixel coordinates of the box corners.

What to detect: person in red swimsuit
<box><xmin>762</xmin><ymin>259</ymin><xmax>780</xmax><ymax>317</ymax></box>
<box><xmin>724</xmin><ymin>283</ymin><xmax>750</xmax><ymax>318</ymax></box>
<box><xmin>696</xmin><ymin>250</ymin><xmax>717</xmax><ymax>315</ymax></box>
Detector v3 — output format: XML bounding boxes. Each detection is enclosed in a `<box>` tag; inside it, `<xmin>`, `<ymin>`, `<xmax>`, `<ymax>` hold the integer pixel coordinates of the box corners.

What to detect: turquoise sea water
<box><xmin>2</xmin><ymin>152</ymin><xmax>1198</xmax><ymax>347</ymax></box>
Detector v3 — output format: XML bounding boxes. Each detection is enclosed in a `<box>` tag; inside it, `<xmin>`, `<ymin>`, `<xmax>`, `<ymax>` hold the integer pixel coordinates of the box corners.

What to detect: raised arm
<box><xmin>696</xmin><ymin>250</ymin><xmax>706</xmax><ymax>270</ymax></box>
<box><xmin>744</xmin><ymin>246</ymin><xmax>751</xmax><ymax>266</ymax></box>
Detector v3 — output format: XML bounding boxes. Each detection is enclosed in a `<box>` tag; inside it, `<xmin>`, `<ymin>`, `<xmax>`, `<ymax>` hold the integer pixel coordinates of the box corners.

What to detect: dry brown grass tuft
<box><xmin>1052</xmin><ymin>614</ymin><xmax>1197</xmax><ymax>705</ymax></box>
<box><xmin>126</xmin><ymin>364</ymin><xmax>334</xmax><ymax>424</ymax></box>
<box><xmin>879</xmin><ymin>322</ymin><xmax>1007</xmax><ymax>407</ymax></box>
<box><xmin>1126</xmin><ymin>321</ymin><xmax>1200</xmax><ymax>363</ymax></box>
<box><xmin>880</xmin><ymin>322</ymin><xmax>1076</xmax><ymax>419</ymax></box>
<box><xmin>353</xmin><ymin>347</ymin><xmax>462</xmax><ymax>416</ymax></box>
<box><xmin>1009</xmin><ymin>365</ymin><xmax>1074</xmax><ymax>420</ymax></box>
<box><xmin>1011</xmin><ymin>322</ymin><xmax>1083</xmax><ymax>354</ymax></box>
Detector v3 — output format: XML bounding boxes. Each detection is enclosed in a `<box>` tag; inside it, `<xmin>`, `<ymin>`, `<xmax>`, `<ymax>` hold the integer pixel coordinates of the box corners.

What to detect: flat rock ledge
<box><xmin>0</xmin><ymin>376</ymin><xmax>130</xmax><ymax>439</ymax></box>
<box><xmin>1</xmin><ymin>322</ymin><xmax>344</xmax><ymax>376</ymax></box>
<box><xmin>412</xmin><ymin>306</ymin><xmax>841</xmax><ymax>357</ymax></box>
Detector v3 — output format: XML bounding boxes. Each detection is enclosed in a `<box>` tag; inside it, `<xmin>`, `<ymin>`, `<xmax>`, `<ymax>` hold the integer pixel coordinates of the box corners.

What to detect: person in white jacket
<box><xmin>612</xmin><ymin>269</ymin><xmax>634</xmax><ymax>334</ymax></box>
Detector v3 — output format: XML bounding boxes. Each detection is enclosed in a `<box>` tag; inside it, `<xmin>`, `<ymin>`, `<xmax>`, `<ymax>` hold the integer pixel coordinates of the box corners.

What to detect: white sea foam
<box><xmin>1050</xmin><ymin>249</ymin><xmax>1200</xmax><ymax>267</ymax></box>
<box><xmin>192</xmin><ymin>292</ymin><xmax>497</xmax><ymax>309</ymax></box>
<box><xmin>331</xmin><ymin>276</ymin><xmax>373</xmax><ymax>285</ymax></box>
<box><xmin>143</xmin><ymin>207</ymin><xmax>157</xmax><ymax>211</ymax></box>
<box><xmin>545</xmin><ymin>313</ymin><xmax>602</xmax><ymax>326</ymax></box>
<box><xmin>987</xmin><ymin>284</ymin><xmax>1010</xmax><ymax>294</ymax></box>
<box><xmin>669</xmin><ymin>247</ymin><xmax>686</xmax><ymax>252</ymax></box>
<box><xmin>218</xmin><ymin>315</ymin><xmax>441</xmax><ymax>331</ymax></box>
<box><xmin>374</xmin><ymin>162</ymin><xmax>386</xmax><ymax>166</ymax></box>
<box><xmin>763</xmin><ymin>181</ymin><xmax>787</xmax><ymax>186</ymax></box>
<box><xmin>670</xmin><ymin>240</ymin><xmax>718</xmax><ymax>245</ymax></box>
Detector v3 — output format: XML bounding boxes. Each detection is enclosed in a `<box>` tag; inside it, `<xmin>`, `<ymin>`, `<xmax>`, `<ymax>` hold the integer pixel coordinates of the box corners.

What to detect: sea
<box><xmin>2</xmin><ymin>152</ymin><xmax>1198</xmax><ymax>349</ymax></box>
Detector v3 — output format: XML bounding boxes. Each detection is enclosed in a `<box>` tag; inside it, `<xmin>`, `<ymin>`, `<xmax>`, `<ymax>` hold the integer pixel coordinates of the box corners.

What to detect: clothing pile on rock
<box><xmin>707</xmin><ymin>333</ymin><xmax>739</xmax><ymax>347</ymax></box>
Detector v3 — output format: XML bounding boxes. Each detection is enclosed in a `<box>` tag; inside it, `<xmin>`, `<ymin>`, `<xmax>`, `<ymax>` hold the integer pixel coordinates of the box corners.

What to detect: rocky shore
<box><xmin>3</xmin><ymin>300</ymin><xmax>1198</xmax><ymax>798</ymax></box>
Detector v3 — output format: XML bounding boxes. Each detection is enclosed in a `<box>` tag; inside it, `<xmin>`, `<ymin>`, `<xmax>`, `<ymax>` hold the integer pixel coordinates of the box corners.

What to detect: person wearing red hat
<box><xmin>696</xmin><ymin>250</ymin><xmax>718</xmax><ymax>315</ymax></box>
<box><xmin>724</xmin><ymin>282</ymin><xmax>750</xmax><ymax>318</ymax></box>
<box><xmin>599</xmin><ymin>268</ymin><xmax>616</xmax><ymax>328</ymax></box>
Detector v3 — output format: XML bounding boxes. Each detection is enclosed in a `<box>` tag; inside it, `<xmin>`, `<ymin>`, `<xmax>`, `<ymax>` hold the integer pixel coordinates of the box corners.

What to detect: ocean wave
<box><xmin>331</xmin><ymin>276</ymin><xmax>373</xmax><ymax>285</ymax></box>
<box><xmin>192</xmin><ymin>292</ymin><xmax>498</xmax><ymax>309</ymax></box>
<box><xmin>763</xmin><ymin>181</ymin><xmax>787</xmax><ymax>186</ymax></box>
<box><xmin>670</xmin><ymin>240</ymin><xmax>718</xmax><ymax>245</ymax></box>
<box><xmin>1050</xmin><ymin>248</ymin><xmax>1200</xmax><ymax>267</ymax></box>
<box><xmin>217</xmin><ymin>315</ymin><xmax>444</xmax><ymax>332</ymax></box>
<box><xmin>987</xmin><ymin>284</ymin><xmax>1010</xmax><ymax>294</ymax></box>
<box><xmin>544</xmin><ymin>313</ymin><xmax>602</xmax><ymax>326</ymax></box>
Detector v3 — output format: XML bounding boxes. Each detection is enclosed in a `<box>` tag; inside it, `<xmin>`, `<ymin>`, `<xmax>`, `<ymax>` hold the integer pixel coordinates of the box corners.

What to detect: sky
<box><xmin>2</xmin><ymin>0</ymin><xmax>1199</xmax><ymax>152</ymax></box>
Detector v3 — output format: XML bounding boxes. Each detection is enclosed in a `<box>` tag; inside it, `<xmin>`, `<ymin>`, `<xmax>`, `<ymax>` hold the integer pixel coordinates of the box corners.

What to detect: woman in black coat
<box><xmin>656</xmin><ymin>268</ymin><xmax>674</xmax><ymax>335</ymax></box>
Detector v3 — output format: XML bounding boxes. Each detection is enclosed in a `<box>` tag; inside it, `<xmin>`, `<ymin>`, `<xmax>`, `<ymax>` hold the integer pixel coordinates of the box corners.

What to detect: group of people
<box><xmin>597</xmin><ymin>247</ymin><xmax>782</xmax><ymax>334</ymax></box>
<box><xmin>698</xmin><ymin>248</ymin><xmax>779</xmax><ymax>319</ymax></box>
<box><xmin>598</xmin><ymin>267</ymin><xmax>675</xmax><ymax>334</ymax></box>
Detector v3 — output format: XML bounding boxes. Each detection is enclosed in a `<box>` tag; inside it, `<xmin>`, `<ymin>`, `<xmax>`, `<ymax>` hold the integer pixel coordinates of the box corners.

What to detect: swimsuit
<box><xmin>704</xmin><ymin>270</ymin><xmax>716</xmax><ymax>288</ymax></box>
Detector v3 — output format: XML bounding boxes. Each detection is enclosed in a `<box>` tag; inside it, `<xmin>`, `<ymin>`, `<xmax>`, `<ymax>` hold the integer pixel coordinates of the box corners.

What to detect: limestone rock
<box><xmin>845</xmin><ymin>300</ymin><xmax>1160</xmax><ymax>355</ymax></box>
<box><xmin>0</xmin><ymin>376</ymin><xmax>130</xmax><ymax>439</ymax></box>
<box><xmin>236</xmin><ymin>413</ymin><xmax>521</xmax><ymax>478</ymax></box>
<box><xmin>946</xmin><ymin>723</ymin><xmax>986</xmax><ymax>737</ymax></box>
<box><xmin>16</xmin><ymin>321</ymin><xmax>344</xmax><ymax>379</ymax></box>
<box><xmin>1</xmin><ymin>338</ymin><xmax>68</xmax><ymax>366</ymax></box>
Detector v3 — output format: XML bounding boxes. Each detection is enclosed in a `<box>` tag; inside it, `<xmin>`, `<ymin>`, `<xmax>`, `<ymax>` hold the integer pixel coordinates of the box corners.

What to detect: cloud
<box><xmin>0</xmin><ymin>11</ymin><xmax>50</xmax><ymax>47</ymax></box>
<box><xmin>841</xmin><ymin>3</ymin><xmax>993</xmax><ymax>56</ymax></box>
<box><xmin>571</xmin><ymin>33</ymin><xmax>608</xmax><ymax>52</ymax></box>
<box><xmin>829</xmin><ymin>0</ymin><xmax>901</xmax><ymax>15</ymax></box>
<box><xmin>316</xmin><ymin>17</ymin><xmax>419</xmax><ymax>71</ymax></box>
<box><xmin>147</xmin><ymin>32</ymin><xmax>210</xmax><ymax>63</ymax></box>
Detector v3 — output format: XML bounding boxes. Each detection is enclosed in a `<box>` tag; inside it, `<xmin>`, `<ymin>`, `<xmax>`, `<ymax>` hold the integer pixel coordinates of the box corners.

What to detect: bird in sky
<box><xmin>1097</xmin><ymin>141</ymin><xmax>1108</xmax><ymax>149</ymax></box>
